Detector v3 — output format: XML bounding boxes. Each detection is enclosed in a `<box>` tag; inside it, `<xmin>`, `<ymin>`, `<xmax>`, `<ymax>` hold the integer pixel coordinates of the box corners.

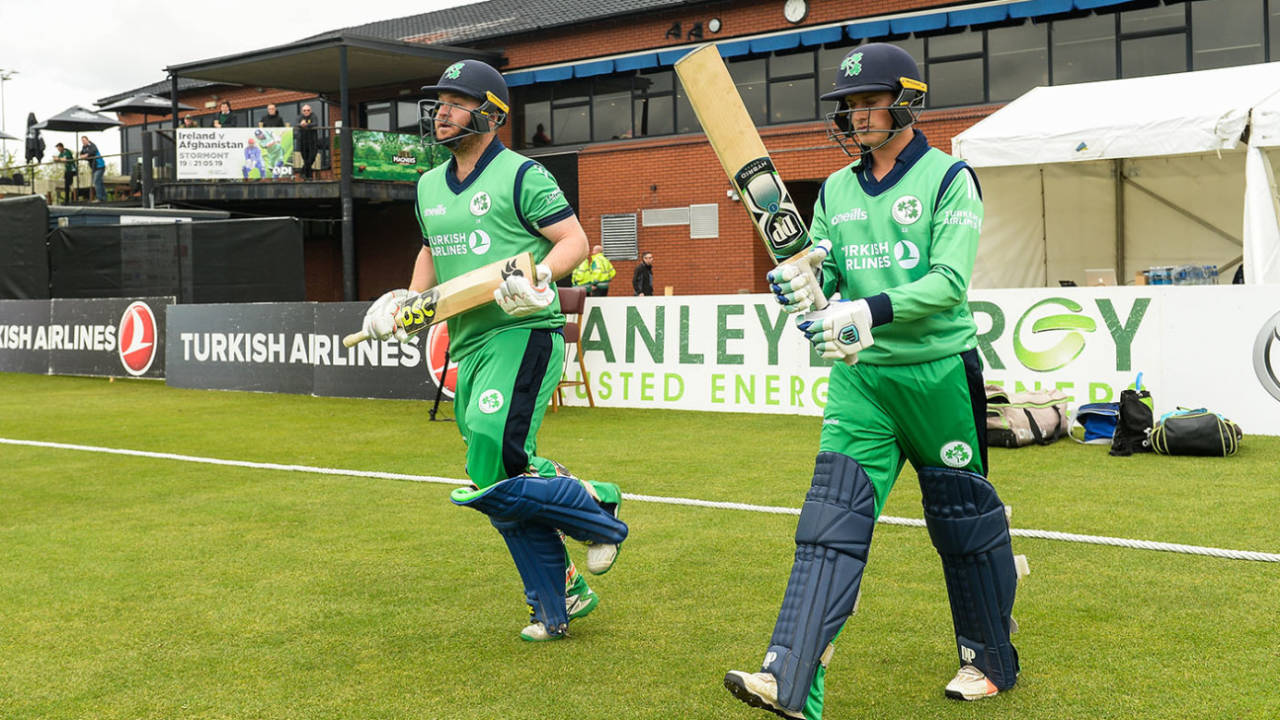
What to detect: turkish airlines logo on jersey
<box><xmin>118</xmin><ymin>301</ymin><xmax>158</xmax><ymax>376</ymax></box>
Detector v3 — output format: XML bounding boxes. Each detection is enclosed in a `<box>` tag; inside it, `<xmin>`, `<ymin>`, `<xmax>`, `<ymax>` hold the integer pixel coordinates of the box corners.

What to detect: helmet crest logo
<box><xmin>444</xmin><ymin>62</ymin><xmax>464</xmax><ymax>80</ymax></box>
<box><xmin>842</xmin><ymin>52</ymin><xmax>863</xmax><ymax>77</ymax></box>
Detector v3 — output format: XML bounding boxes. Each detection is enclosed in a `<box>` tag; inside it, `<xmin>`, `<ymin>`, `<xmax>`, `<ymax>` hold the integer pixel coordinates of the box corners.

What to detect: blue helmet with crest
<box><xmin>822</xmin><ymin>43</ymin><xmax>928</xmax><ymax>155</ymax></box>
<box><xmin>420</xmin><ymin>59</ymin><xmax>510</xmax><ymax>145</ymax></box>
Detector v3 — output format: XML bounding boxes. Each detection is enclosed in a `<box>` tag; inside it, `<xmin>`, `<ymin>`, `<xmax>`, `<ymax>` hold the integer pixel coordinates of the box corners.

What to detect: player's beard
<box><xmin>447</xmin><ymin>131</ymin><xmax>486</xmax><ymax>157</ymax></box>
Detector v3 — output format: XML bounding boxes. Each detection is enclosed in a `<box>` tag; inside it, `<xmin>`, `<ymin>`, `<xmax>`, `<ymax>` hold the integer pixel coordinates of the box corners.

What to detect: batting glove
<box><xmin>494</xmin><ymin>263</ymin><xmax>555</xmax><ymax>317</ymax></box>
<box><xmin>796</xmin><ymin>298</ymin><xmax>875</xmax><ymax>363</ymax></box>
<box><xmin>767</xmin><ymin>240</ymin><xmax>830</xmax><ymax>314</ymax></box>
<box><xmin>362</xmin><ymin>288</ymin><xmax>411</xmax><ymax>343</ymax></box>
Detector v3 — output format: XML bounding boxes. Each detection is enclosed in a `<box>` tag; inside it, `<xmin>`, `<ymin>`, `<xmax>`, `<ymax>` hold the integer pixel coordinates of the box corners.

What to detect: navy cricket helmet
<box><xmin>421</xmin><ymin>59</ymin><xmax>510</xmax><ymax>137</ymax></box>
<box><xmin>822</xmin><ymin>43</ymin><xmax>927</xmax><ymax>132</ymax></box>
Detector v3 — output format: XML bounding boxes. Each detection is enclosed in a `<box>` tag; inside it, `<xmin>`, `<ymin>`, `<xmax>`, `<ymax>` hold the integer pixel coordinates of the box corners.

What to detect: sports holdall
<box><xmin>985</xmin><ymin>386</ymin><xmax>1069</xmax><ymax>448</ymax></box>
<box><xmin>1069</xmin><ymin>402</ymin><xmax>1120</xmax><ymax>444</ymax></box>
<box><xmin>1151</xmin><ymin>408</ymin><xmax>1244</xmax><ymax>456</ymax></box>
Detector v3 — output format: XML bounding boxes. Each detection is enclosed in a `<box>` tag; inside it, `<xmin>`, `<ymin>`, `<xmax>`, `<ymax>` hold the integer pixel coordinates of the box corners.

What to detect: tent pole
<box><xmin>1114</xmin><ymin>160</ymin><xmax>1126</xmax><ymax>283</ymax></box>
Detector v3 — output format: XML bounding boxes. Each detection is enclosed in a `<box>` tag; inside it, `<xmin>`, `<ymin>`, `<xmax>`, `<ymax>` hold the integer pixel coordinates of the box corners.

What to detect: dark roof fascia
<box><xmin>165</xmin><ymin>32</ymin><xmax>501</xmax><ymax>77</ymax></box>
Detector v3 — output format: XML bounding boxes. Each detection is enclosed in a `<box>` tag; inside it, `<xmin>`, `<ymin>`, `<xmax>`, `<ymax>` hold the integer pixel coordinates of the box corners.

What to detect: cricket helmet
<box><xmin>420</xmin><ymin>59</ymin><xmax>510</xmax><ymax>143</ymax></box>
<box><xmin>822</xmin><ymin>43</ymin><xmax>927</xmax><ymax>132</ymax></box>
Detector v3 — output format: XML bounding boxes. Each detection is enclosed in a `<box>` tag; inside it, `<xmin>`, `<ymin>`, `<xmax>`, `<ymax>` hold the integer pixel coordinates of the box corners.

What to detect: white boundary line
<box><xmin>4</xmin><ymin>436</ymin><xmax>1278</xmax><ymax>563</ymax></box>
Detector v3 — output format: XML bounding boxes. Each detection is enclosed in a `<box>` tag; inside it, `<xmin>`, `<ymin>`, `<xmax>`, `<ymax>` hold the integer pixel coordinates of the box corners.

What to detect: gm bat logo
<box><xmin>1254</xmin><ymin>310</ymin><xmax>1280</xmax><ymax>402</ymax></box>
<box><xmin>501</xmin><ymin>258</ymin><xmax>525</xmax><ymax>280</ymax></box>
<box><xmin>118</xmin><ymin>301</ymin><xmax>158</xmax><ymax>376</ymax></box>
<box><xmin>399</xmin><ymin>290</ymin><xmax>440</xmax><ymax>331</ymax></box>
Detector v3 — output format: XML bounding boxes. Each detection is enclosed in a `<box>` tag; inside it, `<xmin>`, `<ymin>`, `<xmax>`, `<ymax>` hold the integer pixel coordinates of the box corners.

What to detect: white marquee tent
<box><xmin>953</xmin><ymin>63</ymin><xmax>1280</xmax><ymax>288</ymax></box>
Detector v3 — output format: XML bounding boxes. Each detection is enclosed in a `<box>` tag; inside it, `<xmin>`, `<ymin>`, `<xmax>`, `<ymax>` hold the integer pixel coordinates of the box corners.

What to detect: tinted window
<box><xmin>1121</xmin><ymin>32</ymin><xmax>1187</xmax><ymax>77</ymax></box>
<box><xmin>1192</xmin><ymin>0</ymin><xmax>1263</xmax><ymax>69</ymax></box>
<box><xmin>1053</xmin><ymin>13</ymin><xmax>1117</xmax><ymax>85</ymax></box>
<box><xmin>729</xmin><ymin>58</ymin><xmax>767</xmax><ymax>125</ymax></box>
<box><xmin>989</xmin><ymin>21</ymin><xmax>1048</xmax><ymax>102</ymax></box>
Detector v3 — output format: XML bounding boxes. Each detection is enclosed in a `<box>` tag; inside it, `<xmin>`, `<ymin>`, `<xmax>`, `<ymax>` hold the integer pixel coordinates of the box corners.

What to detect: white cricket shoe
<box><xmin>585</xmin><ymin>542</ymin><xmax>619</xmax><ymax>575</ymax></box>
<box><xmin>519</xmin><ymin>622</ymin><xmax>566</xmax><ymax>642</ymax></box>
<box><xmin>945</xmin><ymin>664</ymin><xmax>1000</xmax><ymax>701</ymax></box>
<box><xmin>723</xmin><ymin>670</ymin><xmax>804</xmax><ymax>719</ymax></box>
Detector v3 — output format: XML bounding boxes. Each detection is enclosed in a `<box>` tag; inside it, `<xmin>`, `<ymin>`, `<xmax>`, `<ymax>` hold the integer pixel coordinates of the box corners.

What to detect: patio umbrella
<box><xmin>98</xmin><ymin>93</ymin><xmax>195</xmax><ymax>129</ymax></box>
<box><xmin>24</xmin><ymin>112</ymin><xmax>45</xmax><ymax>164</ymax></box>
<box><xmin>0</xmin><ymin>129</ymin><xmax>17</xmax><ymax>141</ymax></box>
<box><xmin>34</xmin><ymin>106</ymin><xmax>122</xmax><ymax>201</ymax></box>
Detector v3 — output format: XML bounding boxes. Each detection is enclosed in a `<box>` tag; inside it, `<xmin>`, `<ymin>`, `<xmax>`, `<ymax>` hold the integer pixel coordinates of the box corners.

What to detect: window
<box><xmin>1052</xmin><ymin>13</ymin><xmax>1117</xmax><ymax>85</ymax></box>
<box><xmin>927</xmin><ymin>32</ymin><xmax>984</xmax><ymax>107</ymax></box>
<box><xmin>729</xmin><ymin>57</ymin><xmax>767</xmax><ymax>125</ymax></box>
<box><xmin>396</xmin><ymin>101</ymin><xmax>421</xmax><ymax>134</ymax></box>
<box><xmin>1119</xmin><ymin>2</ymin><xmax>1188</xmax><ymax>78</ymax></box>
<box><xmin>675</xmin><ymin>81</ymin><xmax>700</xmax><ymax>134</ymax></box>
<box><xmin>552</xmin><ymin>80</ymin><xmax>591</xmax><ymax>145</ymax></box>
<box><xmin>1271</xmin><ymin>0</ymin><xmax>1280</xmax><ymax>61</ymax></box>
<box><xmin>634</xmin><ymin>69</ymin><xmax>674</xmax><ymax>137</ymax></box>
<box><xmin>769</xmin><ymin>50</ymin><xmax>816</xmax><ymax>123</ymax></box>
<box><xmin>988</xmin><ymin>21</ymin><xmax>1048</xmax><ymax>102</ymax></box>
<box><xmin>593</xmin><ymin>76</ymin><xmax>633</xmax><ymax>140</ymax></box>
<box><xmin>361</xmin><ymin>101</ymin><xmax>392</xmax><ymax>131</ymax></box>
<box><xmin>817</xmin><ymin>45</ymin><xmax>850</xmax><ymax>102</ymax></box>
<box><xmin>522</xmin><ymin>85</ymin><xmax>552</xmax><ymax>148</ymax></box>
<box><xmin>1192</xmin><ymin>0</ymin><xmax>1263</xmax><ymax>69</ymax></box>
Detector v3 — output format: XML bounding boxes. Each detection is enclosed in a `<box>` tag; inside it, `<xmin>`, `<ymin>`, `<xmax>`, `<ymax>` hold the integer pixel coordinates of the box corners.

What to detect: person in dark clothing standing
<box><xmin>55</xmin><ymin>142</ymin><xmax>76</xmax><ymax>203</ymax></box>
<box><xmin>260</xmin><ymin>103</ymin><xmax>285</xmax><ymax>127</ymax></box>
<box><xmin>632</xmin><ymin>251</ymin><xmax>654</xmax><ymax>295</ymax></box>
<box><xmin>212</xmin><ymin>101</ymin><xmax>237</xmax><ymax>128</ymax></box>
<box><xmin>295</xmin><ymin>104</ymin><xmax>319</xmax><ymax>180</ymax></box>
<box><xmin>79</xmin><ymin>137</ymin><xmax>106</xmax><ymax>202</ymax></box>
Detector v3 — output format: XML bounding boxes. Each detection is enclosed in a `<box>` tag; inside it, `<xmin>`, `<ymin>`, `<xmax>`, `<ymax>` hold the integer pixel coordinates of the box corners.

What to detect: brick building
<box><xmin>100</xmin><ymin>0</ymin><xmax>1274</xmax><ymax>299</ymax></box>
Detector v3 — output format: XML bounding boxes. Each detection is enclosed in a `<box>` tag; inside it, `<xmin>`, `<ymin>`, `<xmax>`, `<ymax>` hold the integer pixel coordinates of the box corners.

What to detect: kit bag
<box><xmin>1069</xmin><ymin>402</ymin><xmax>1120</xmax><ymax>444</ymax></box>
<box><xmin>1151</xmin><ymin>409</ymin><xmax>1244</xmax><ymax>456</ymax></box>
<box><xmin>1109</xmin><ymin>387</ymin><xmax>1154</xmax><ymax>456</ymax></box>
<box><xmin>985</xmin><ymin>386</ymin><xmax>1069</xmax><ymax>448</ymax></box>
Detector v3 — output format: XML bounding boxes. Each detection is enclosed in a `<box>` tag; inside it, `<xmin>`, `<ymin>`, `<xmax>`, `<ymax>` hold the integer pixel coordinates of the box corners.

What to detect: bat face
<box><xmin>734</xmin><ymin>157</ymin><xmax>807</xmax><ymax>258</ymax></box>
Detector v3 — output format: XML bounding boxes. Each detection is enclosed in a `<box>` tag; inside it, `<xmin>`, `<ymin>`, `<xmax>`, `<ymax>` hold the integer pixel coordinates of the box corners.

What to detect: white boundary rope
<box><xmin>4</xmin><ymin>436</ymin><xmax>1278</xmax><ymax>563</ymax></box>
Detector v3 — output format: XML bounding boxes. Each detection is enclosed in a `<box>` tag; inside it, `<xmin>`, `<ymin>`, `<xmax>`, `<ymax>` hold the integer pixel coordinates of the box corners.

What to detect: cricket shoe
<box><xmin>520</xmin><ymin>621</ymin><xmax>568</xmax><ymax>642</ymax></box>
<box><xmin>583</xmin><ymin>480</ymin><xmax>623</xmax><ymax>575</ymax></box>
<box><xmin>566</xmin><ymin>574</ymin><xmax>599</xmax><ymax>621</ymax></box>
<box><xmin>944</xmin><ymin>664</ymin><xmax>1000</xmax><ymax>701</ymax></box>
<box><xmin>723</xmin><ymin>671</ymin><xmax>804</xmax><ymax>719</ymax></box>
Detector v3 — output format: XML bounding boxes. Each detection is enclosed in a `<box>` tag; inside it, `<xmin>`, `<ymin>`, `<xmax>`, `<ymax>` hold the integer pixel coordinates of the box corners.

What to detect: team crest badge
<box><xmin>891</xmin><ymin>195</ymin><xmax>922</xmax><ymax>225</ymax></box>
<box><xmin>941</xmin><ymin>441</ymin><xmax>973</xmax><ymax>468</ymax></box>
<box><xmin>842</xmin><ymin>52</ymin><xmax>863</xmax><ymax>77</ymax></box>
<box><xmin>444</xmin><ymin>62</ymin><xmax>464</xmax><ymax>80</ymax></box>
<box><xmin>470</xmin><ymin>191</ymin><xmax>492</xmax><ymax>216</ymax></box>
<box><xmin>478</xmin><ymin>389</ymin><xmax>505</xmax><ymax>414</ymax></box>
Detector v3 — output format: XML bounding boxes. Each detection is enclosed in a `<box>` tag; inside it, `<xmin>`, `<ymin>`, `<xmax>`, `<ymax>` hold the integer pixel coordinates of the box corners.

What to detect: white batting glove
<box><xmin>362</xmin><ymin>288</ymin><xmax>411</xmax><ymax>342</ymax></box>
<box><xmin>796</xmin><ymin>298</ymin><xmax>874</xmax><ymax>363</ymax></box>
<box><xmin>494</xmin><ymin>263</ymin><xmax>555</xmax><ymax>317</ymax></box>
<box><xmin>767</xmin><ymin>240</ymin><xmax>830</xmax><ymax>314</ymax></box>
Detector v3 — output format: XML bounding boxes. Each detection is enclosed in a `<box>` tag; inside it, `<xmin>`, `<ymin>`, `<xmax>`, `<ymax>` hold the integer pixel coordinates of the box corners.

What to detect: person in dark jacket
<box><xmin>295</xmin><ymin>103</ymin><xmax>319</xmax><ymax>180</ymax></box>
<box><xmin>212</xmin><ymin>101</ymin><xmax>237</xmax><ymax>128</ymax></box>
<box><xmin>632</xmin><ymin>251</ymin><xmax>654</xmax><ymax>295</ymax></box>
<box><xmin>55</xmin><ymin>142</ymin><xmax>76</xmax><ymax>202</ymax></box>
<box><xmin>260</xmin><ymin>103</ymin><xmax>285</xmax><ymax>127</ymax></box>
<box><xmin>79</xmin><ymin>137</ymin><xmax>106</xmax><ymax>202</ymax></box>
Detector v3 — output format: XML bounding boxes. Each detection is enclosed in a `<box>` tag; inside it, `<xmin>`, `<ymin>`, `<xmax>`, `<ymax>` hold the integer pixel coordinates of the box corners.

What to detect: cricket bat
<box><xmin>342</xmin><ymin>252</ymin><xmax>536</xmax><ymax>347</ymax></box>
<box><xmin>674</xmin><ymin>44</ymin><xmax>828</xmax><ymax>310</ymax></box>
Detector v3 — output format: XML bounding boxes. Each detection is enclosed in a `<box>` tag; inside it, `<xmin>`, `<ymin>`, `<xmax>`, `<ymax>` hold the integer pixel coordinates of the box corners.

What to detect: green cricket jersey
<box><xmin>414</xmin><ymin>139</ymin><xmax>574</xmax><ymax>360</ymax></box>
<box><xmin>813</xmin><ymin>131</ymin><xmax>982</xmax><ymax>365</ymax></box>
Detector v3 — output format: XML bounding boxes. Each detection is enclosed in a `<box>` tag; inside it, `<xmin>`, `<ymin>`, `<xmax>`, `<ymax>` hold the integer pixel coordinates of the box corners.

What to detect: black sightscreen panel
<box><xmin>0</xmin><ymin>195</ymin><xmax>50</xmax><ymax>299</ymax></box>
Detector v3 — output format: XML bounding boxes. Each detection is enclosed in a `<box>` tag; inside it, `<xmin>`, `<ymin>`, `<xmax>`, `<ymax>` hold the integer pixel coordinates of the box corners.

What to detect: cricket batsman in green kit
<box><xmin>724</xmin><ymin>43</ymin><xmax>1022</xmax><ymax>718</ymax></box>
<box><xmin>360</xmin><ymin>59</ymin><xmax>627</xmax><ymax>642</ymax></box>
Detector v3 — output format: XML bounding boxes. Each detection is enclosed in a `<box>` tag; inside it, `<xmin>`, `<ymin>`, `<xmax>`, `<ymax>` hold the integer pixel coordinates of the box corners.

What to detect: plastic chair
<box><xmin>552</xmin><ymin>286</ymin><xmax>594</xmax><ymax>412</ymax></box>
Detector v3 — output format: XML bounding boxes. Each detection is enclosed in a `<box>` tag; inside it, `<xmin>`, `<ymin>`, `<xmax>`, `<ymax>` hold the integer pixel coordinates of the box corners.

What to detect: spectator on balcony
<box><xmin>296</xmin><ymin>104</ymin><xmax>319</xmax><ymax>180</ymax></box>
<box><xmin>181</xmin><ymin>115</ymin><xmax>199</xmax><ymax>128</ymax></box>
<box><xmin>55</xmin><ymin>142</ymin><xmax>76</xmax><ymax>203</ymax></box>
<box><xmin>78</xmin><ymin>137</ymin><xmax>106</xmax><ymax>202</ymax></box>
<box><xmin>260</xmin><ymin>103</ymin><xmax>285</xmax><ymax>127</ymax></box>
<box><xmin>531</xmin><ymin>123</ymin><xmax>551</xmax><ymax>146</ymax></box>
<box><xmin>212</xmin><ymin>100</ymin><xmax>237</xmax><ymax>128</ymax></box>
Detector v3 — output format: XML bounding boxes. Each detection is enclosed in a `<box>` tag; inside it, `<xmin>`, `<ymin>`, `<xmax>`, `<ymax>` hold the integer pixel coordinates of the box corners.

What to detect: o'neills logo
<box><xmin>118</xmin><ymin>301</ymin><xmax>158</xmax><ymax>376</ymax></box>
<box><xmin>426</xmin><ymin>323</ymin><xmax>455</xmax><ymax>399</ymax></box>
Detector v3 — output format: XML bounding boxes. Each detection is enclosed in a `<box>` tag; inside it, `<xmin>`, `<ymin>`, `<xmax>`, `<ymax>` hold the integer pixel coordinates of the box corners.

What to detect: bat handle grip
<box><xmin>342</xmin><ymin>331</ymin><xmax>370</xmax><ymax>348</ymax></box>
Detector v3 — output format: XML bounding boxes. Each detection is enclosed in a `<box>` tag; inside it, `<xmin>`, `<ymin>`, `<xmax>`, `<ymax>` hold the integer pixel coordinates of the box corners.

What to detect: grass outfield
<box><xmin>1</xmin><ymin>373</ymin><xmax>1277</xmax><ymax>720</ymax></box>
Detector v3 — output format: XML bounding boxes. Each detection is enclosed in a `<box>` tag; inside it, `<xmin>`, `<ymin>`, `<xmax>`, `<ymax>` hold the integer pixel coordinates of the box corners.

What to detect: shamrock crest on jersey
<box><xmin>891</xmin><ymin>195</ymin><xmax>922</xmax><ymax>225</ymax></box>
<box><xmin>470</xmin><ymin>191</ymin><xmax>492</xmax><ymax>216</ymax></box>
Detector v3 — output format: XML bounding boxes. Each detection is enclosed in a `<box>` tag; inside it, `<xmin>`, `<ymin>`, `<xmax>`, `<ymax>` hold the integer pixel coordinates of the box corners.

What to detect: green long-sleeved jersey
<box><xmin>813</xmin><ymin>131</ymin><xmax>982</xmax><ymax>365</ymax></box>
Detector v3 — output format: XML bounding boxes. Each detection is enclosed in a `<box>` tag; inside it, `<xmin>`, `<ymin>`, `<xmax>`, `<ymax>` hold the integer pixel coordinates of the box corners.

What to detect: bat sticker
<box><xmin>733</xmin><ymin>156</ymin><xmax>808</xmax><ymax>260</ymax></box>
<box><xmin>399</xmin><ymin>288</ymin><xmax>441</xmax><ymax>333</ymax></box>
